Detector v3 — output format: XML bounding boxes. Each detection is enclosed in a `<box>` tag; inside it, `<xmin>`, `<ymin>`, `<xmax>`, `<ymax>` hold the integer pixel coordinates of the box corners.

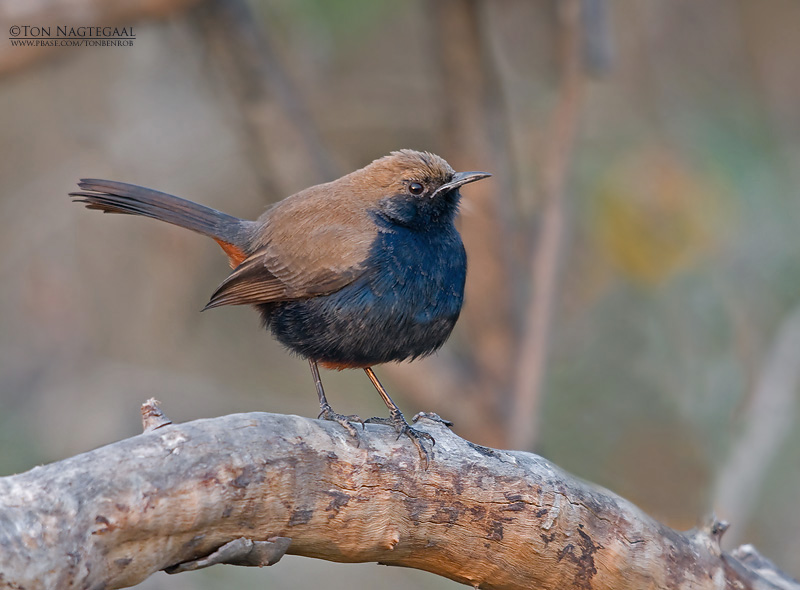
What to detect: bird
<box><xmin>70</xmin><ymin>150</ymin><xmax>490</xmax><ymax>462</ymax></box>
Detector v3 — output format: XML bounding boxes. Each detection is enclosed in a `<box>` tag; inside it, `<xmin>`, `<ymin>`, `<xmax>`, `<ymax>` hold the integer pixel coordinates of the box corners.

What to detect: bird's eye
<box><xmin>409</xmin><ymin>182</ymin><xmax>424</xmax><ymax>196</ymax></box>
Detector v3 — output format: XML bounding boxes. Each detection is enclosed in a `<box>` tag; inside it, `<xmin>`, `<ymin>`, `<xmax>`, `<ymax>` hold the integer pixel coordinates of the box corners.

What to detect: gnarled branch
<box><xmin>0</xmin><ymin>407</ymin><xmax>795</xmax><ymax>589</ymax></box>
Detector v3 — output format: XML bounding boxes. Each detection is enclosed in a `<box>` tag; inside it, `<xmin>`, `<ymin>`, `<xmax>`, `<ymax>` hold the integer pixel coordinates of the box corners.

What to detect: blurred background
<box><xmin>1</xmin><ymin>0</ymin><xmax>799</xmax><ymax>587</ymax></box>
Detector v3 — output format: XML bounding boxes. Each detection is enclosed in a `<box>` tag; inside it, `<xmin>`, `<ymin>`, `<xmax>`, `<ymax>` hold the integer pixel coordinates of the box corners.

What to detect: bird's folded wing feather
<box><xmin>204</xmin><ymin>185</ymin><xmax>378</xmax><ymax>309</ymax></box>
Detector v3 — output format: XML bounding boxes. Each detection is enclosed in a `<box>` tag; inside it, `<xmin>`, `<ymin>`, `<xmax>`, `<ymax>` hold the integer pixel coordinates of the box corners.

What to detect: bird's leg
<box><xmin>308</xmin><ymin>360</ymin><xmax>362</xmax><ymax>437</ymax></box>
<box><xmin>363</xmin><ymin>367</ymin><xmax>434</xmax><ymax>464</ymax></box>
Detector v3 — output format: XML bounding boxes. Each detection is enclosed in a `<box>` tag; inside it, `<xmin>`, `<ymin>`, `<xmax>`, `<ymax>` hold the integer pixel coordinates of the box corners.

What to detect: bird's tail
<box><xmin>70</xmin><ymin>179</ymin><xmax>253</xmax><ymax>267</ymax></box>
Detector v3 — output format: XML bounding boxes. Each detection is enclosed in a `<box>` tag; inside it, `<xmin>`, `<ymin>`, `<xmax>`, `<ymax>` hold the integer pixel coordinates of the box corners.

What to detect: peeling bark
<box><xmin>0</xmin><ymin>411</ymin><xmax>796</xmax><ymax>590</ymax></box>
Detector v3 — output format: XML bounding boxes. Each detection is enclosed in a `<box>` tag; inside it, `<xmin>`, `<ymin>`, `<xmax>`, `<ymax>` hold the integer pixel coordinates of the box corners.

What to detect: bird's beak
<box><xmin>431</xmin><ymin>171</ymin><xmax>492</xmax><ymax>199</ymax></box>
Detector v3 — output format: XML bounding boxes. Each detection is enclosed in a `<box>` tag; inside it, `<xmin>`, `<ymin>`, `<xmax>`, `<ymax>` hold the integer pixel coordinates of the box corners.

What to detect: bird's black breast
<box><xmin>260</xmin><ymin>221</ymin><xmax>466</xmax><ymax>366</ymax></box>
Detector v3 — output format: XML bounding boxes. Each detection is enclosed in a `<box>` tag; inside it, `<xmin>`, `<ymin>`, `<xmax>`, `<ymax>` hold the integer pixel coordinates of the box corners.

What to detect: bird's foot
<box><xmin>318</xmin><ymin>404</ymin><xmax>364</xmax><ymax>438</ymax></box>
<box><xmin>366</xmin><ymin>409</ymin><xmax>435</xmax><ymax>466</ymax></box>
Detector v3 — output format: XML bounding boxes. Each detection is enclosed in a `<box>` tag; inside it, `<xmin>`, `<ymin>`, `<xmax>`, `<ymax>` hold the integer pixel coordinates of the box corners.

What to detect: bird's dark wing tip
<box><xmin>200</xmin><ymin>301</ymin><xmax>218</xmax><ymax>312</ymax></box>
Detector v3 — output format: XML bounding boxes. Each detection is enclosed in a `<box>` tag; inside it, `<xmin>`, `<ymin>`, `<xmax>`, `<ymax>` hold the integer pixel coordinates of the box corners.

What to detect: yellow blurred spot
<box><xmin>594</xmin><ymin>148</ymin><xmax>723</xmax><ymax>285</ymax></box>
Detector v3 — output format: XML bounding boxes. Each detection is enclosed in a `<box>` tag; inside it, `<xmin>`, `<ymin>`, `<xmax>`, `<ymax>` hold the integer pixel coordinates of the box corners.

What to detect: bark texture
<box><xmin>0</xmin><ymin>411</ymin><xmax>795</xmax><ymax>590</ymax></box>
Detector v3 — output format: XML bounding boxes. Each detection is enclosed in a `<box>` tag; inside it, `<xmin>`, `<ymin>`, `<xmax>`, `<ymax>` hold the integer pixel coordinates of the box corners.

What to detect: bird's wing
<box><xmin>204</xmin><ymin>186</ymin><xmax>377</xmax><ymax>309</ymax></box>
<box><xmin>203</xmin><ymin>229</ymin><xmax>368</xmax><ymax>309</ymax></box>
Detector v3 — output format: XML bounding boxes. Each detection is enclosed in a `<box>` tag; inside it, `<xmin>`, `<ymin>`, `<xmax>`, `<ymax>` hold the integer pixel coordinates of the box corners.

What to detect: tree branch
<box><xmin>0</xmin><ymin>405</ymin><xmax>795</xmax><ymax>589</ymax></box>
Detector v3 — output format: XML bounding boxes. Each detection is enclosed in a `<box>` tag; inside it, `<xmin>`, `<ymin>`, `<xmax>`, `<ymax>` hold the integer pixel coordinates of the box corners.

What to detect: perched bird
<box><xmin>70</xmin><ymin>150</ymin><xmax>490</xmax><ymax>461</ymax></box>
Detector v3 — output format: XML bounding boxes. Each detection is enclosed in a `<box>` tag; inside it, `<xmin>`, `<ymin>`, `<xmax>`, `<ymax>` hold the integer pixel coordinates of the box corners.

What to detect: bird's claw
<box><xmin>366</xmin><ymin>410</ymin><xmax>434</xmax><ymax>466</ymax></box>
<box><xmin>402</xmin><ymin>427</ymin><xmax>434</xmax><ymax>467</ymax></box>
<box><xmin>318</xmin><ymin>405</ymin><xmax>364</xmax><ymax>439</ymax></box>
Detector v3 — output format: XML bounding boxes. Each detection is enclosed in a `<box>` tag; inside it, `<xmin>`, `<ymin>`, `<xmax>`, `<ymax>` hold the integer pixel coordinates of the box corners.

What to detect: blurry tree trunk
<box><xmin>431</xmin><ymin>0</ymin><xmax>516</xmax><ymax>399</ymax></box>
<box><xmin>509</xmin><ymin>0</ymin><xmax>585</xmax><ymax>450</ymax></box>
<box><xmin>194</xmin><ymin>0</ymin><xmax>337</xmax><ymax>197</ymax></box>
<box><xmin>1</xmin><ymin>407</ymin><xmax>795</xmax><ymax>590</ymax></box>
<box><xmin>382</xmin><ymin>0</ymin><xmax>517</xmax><ymax>447</ymax></box>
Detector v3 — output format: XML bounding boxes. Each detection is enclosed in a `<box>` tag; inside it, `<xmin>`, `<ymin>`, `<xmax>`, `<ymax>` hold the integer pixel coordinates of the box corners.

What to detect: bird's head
<box><xmin>356</xmin><ymin>149</ymin><xmax>491</xmax><ymax>229</ymax></box>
